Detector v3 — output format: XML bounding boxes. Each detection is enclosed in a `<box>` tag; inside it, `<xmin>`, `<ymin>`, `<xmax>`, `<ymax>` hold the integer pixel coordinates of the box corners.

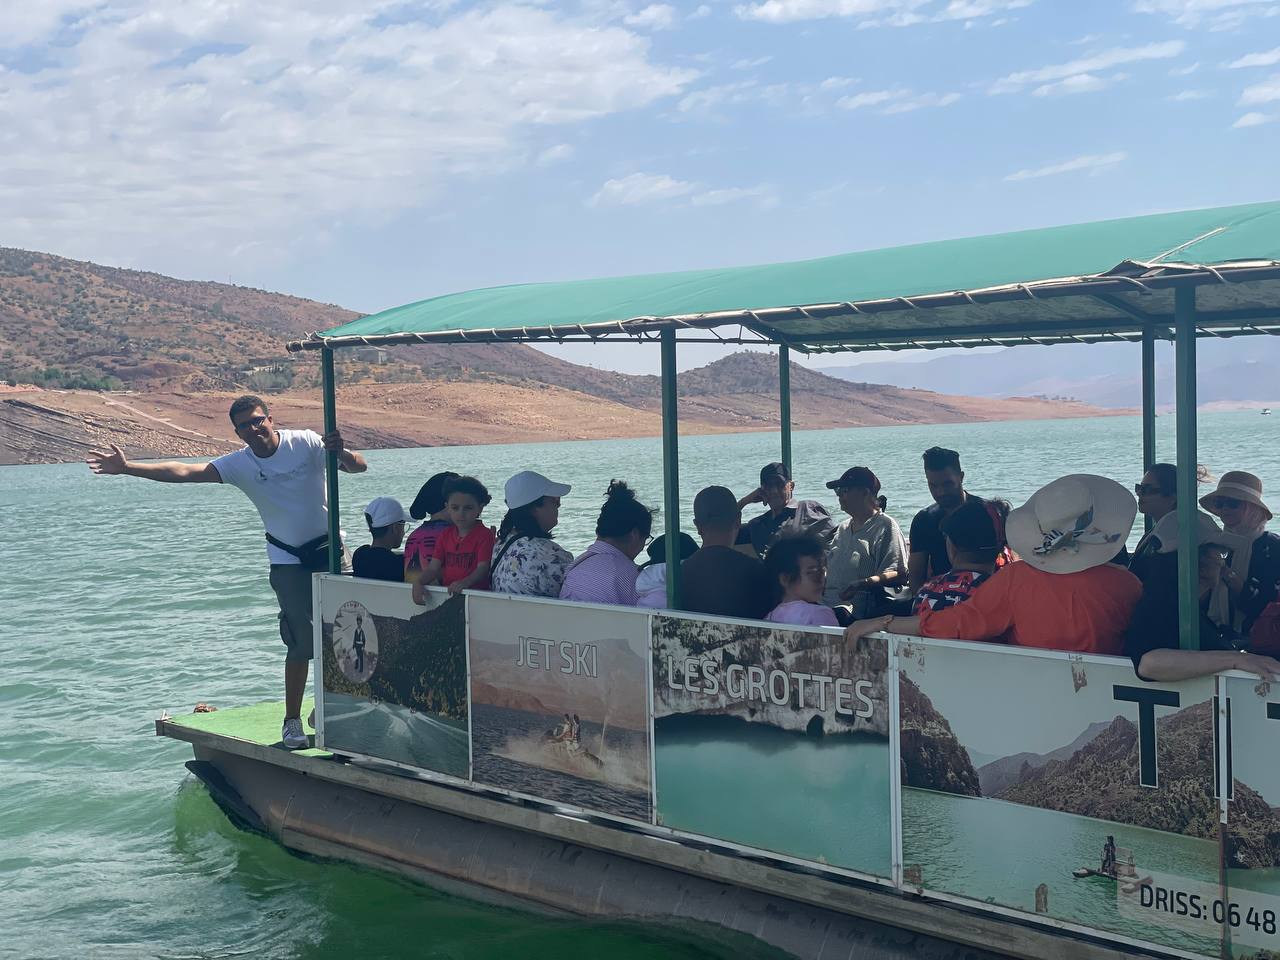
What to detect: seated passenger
<box><xmin>681</xmin><ymin>485</ymin><xmax>774</xmax><ymax>621</ymax></box>
<box><xmin>559</xmin><ymin>480</ymin><xmax>655</xmax><ymax>606</ymax></box>
<box><xmin>852</xmin><ymin>475</ymin><xmax>1142</xmax><ymax>655</ymax></box>
<box><xmin>823</xmin><ymin>466</ymin><xmax>908</xmax><ymax>615</ymax></box>
<box><xmin>1200</xmin><ymin>471</ymin><xmax>1280</xmax><ymax>640</ymax></box>
<box><xmin>490</xmin><ymin>471</ymin><xmax>573</xmax><ymax>598</ymax></box>
<box><xmin>413</xmin><ymin>476</ymin><xmax>496</xmax><ymax>600</ymax></box>
<box><xmin>636</xmin><ymin>532</ymin><xmax>699</xmax><ymax>608</ymax></box>
<box><xmin>352</xmin><ymin>496</ymin><xmax>412</xmax><ymax>582</ymax></box>
<box><xmin>1125</xmin><ymin>512</ymin><xmax>1280</xmax><ymax>681</ymax></box>
<box><xmin>736</xmin><ymin>462</ymin><xmax>836</xmax><ymax>558</ymax></box>
<box><xmin>765</xmin><ymin>534</ymin><xmax>840</xmax><ymax>627</ymax></box>
<box><xmin>911</xmin><ymin>498</ymin><xmax>1001</xmax><ymax>614</ymax></box>
<box><xmin>404</xmin><ymin>471</ymin><xmax>459</xmax><ymax>584</ymax></box>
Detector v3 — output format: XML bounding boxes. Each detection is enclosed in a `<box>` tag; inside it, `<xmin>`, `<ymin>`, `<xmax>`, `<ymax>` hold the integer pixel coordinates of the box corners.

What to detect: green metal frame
<box><xmin>1141</xmin><ymin>326</ymin><xmax>1157</xmax><ymax>534</ymax></box>
<box><xmin>321</xmin><ymin>348</ymin><xmax>341</xmax><ymax>575</ymax></box>
<box><xmin>779</xmin><ymin>344</ymin><xmax>792</xmax><ymax>473</ymax></box>
<box><xmin>1173</xmin><ymin>288</ymin><xmax>1199</xmax><ymax>650</ymax></box>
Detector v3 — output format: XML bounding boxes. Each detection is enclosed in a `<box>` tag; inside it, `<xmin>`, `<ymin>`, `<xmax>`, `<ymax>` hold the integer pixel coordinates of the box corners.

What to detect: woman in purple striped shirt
<box><xmin>559</xmin><ymin>480</ymin><xmax>656</xmax><ymax>607</ymax></box>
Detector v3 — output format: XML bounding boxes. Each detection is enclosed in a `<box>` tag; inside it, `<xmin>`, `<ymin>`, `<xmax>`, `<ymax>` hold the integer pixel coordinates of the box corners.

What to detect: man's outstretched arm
<box><xmin>87</xmin><ymin>443</ymin><xmax>221</xmax><ymax>483</ymax></box>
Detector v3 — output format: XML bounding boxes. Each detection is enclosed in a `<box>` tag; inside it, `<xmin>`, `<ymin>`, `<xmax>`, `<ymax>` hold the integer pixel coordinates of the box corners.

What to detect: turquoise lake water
<box><xmin>4</xmin><ymin>411</ymin><xmax>1280</xmax><ymax>958</ymax></box>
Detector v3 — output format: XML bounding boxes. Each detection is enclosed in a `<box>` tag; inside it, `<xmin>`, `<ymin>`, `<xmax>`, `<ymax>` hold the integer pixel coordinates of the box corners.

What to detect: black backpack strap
<box><xmin>491</xmin><ymin>534</ymin><xmax>531</xmax><ymax>572</ymax></box>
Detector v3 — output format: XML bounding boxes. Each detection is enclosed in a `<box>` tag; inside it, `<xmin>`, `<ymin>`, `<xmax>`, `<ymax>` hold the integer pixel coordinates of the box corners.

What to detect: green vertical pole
<box><xmin>661</xmin><ymin>330</ymin><xmax>681</xmax><ymax>608</ymax></box>
<box><xmin>1173</xmin><ymin>287</ymin><xmax>1198</xmax><ymax>650</ymax></box>
<box><xmin>779</xmin><ymin>344</ymin><xmax>793</xmax><ymax>473</ymax></box>
<box><xmin>321</xmin><ymin>347</ymin><xmax>341</xmax><ymax>575</ymax></box>
<box><xmin>1141</xmin><ymin>325</ymin><xmax>1158</xmax><ymax>534</ymax></box>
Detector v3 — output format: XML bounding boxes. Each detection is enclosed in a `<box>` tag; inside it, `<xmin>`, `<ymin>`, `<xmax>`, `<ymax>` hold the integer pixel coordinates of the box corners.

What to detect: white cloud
<box><xmin>1169</xmin><ymin>61</ymin><xmax>1200</xmax><ymax>75</ymax></box>
<box><xmin>820</xmin><ymin>75</ymin><xmax>859</xmax><ymax>89</ymax></box>
<box><xmin>1168</xmin><ymin>88</ymin><xmax>1210</xmax><ymax>100</ymax></box>
<box><xmin>1241</xmin><ymin>72</ymin><xmax>1280</xmax><ymax>103</ymax></box>
<box><xmin>624</xmin><ymin>3</ymin><xmax>677</xmax><ymax>28</ymax></box>
<box><xmin>691</xmin><ymin>184</ymin><xmax>778</xmax><ymax>206</ymax></box>
<box><xmin>989</xmin><ymin>41</ymin><xmax>1185</xmax><ymax>93</ymax></box>
<box><xmin>1227</xmin><ymin>46</ymin><xmax>1280</xmax><ymax>68</ymax></box>
<box><xmin>734</xmin><ymin>0</ymin><xmax>1027</xmax><ymax>26</ymax></box>
<box><xmin>676</xmin><ymin>80</ymin><xmax>759</xmax><ymax>113</ymax></box>
<box><xmin>836</xmin><ymin>87</ymin><xmax>960</xmax><ymax>112</ymax></box>
<box><xmin>590</xmin><ymin>172</ymin><xmax>697</xmax><ymax>206</ymax></box>
<box><xmin>1233</xmin><ymin>110</ymin><xmax>1276</xmax><ymax>125</ymax></box>
<box><xmin>1031</xmin><ymin>73</ymin><xmax>1113</xmax><ymax>96</ymax></box>
<box><xmin>1132</xmin><ymin>0</ymin><xmax>1280</xmax><ymax>29</ymax></box>
<box><xmin>732</xmin><ymin>55</ymin><xmax>774</xmax><ymax>69</ymax></box>
<box><xmin>0</xmin><ymin>2</ymin><xmax>696</xmax><ymax>272</ymax></box>
<box><xmin>690</xmin><ymin>3</ymin><xmax>713</xmax><ymax>15</ymax></box>
<box><xmin>536</xmin><ymin>143</ymin><xmax>576</xmax><ymax>165</ymax></box>
<box><xmin>1004</xmin><ymin>151</ymin><xmax>1128</xmax><ymax>181</ymax></box>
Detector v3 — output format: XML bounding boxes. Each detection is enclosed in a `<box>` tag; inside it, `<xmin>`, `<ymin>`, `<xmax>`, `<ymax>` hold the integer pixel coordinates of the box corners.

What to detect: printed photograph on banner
<box><xmin>1222</xmin><ymin>675</ymin><xmax>1280</xmax><ymax>960</ymax></box>
<box><xmin>652</xmin><ymin>614</ymin><xmax>891</xmax><ymax>878</ymax></box>
<box><xmin>897</xmin><ymin>638</ymin><xmax>1223</xmax><ymax>958</ymax></box>
<box><xmin>319</xmin><ymin>578</ymin><xmax>468</xmax><ymax>779</ymax></box>
<box><xmin>468</xmin><ymin>596</ymin><xmax>652</xmax><ymax>822</ymax></box>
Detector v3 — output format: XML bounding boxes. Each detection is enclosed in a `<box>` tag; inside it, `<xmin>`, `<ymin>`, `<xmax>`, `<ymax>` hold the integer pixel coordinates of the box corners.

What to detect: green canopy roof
<box><xmin>296</xmin><ymin>199</ymin><xmax>1280</xmax><ymax>354</ymax></box>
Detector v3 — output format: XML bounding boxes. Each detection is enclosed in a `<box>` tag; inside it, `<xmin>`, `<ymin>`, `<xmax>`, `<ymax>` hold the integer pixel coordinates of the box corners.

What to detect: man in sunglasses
<box><xmin>87</xmin><ymin>394</ymin><xmax>367</xmax><ymax>750</ymax></box>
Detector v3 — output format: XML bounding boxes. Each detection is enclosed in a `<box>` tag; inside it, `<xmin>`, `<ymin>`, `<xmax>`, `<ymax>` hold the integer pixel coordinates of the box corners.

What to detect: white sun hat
<box><xmin>505</xmin><ymin>470</ymin><xmax>571</xmax><ymax>510</ymax></box>
<box><xmin>1006</xmin><ymin>474</ymin><xmax>1137</xmax><ymax>575</ymax></box>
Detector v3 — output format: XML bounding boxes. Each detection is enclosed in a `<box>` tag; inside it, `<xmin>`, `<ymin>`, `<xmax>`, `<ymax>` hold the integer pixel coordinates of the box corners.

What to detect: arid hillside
<box><xmin>0</xmin><ymin>247</ymin><xmax>1118</xmax><ymax>465</ymax></box>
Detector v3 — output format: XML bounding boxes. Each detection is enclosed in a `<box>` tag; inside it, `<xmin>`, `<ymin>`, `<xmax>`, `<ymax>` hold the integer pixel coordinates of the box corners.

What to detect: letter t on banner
<box><xmin>1114</xmin><ymin>685</ymin><xmax>1180</xmax><ymax>788</ymax></box>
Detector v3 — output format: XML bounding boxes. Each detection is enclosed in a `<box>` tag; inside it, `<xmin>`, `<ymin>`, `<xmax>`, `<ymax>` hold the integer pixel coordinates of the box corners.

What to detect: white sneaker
<box><xmin>282</xmin><ymin>717</ymin><xmax>309</xmax><ymax>750</ymax></box>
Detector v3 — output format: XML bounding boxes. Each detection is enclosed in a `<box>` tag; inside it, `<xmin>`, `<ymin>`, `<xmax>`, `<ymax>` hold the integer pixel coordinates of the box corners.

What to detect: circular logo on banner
<box><xmin>332</xmin><ymin>600</ymin><xmax>378</xmax><ymax>683</ymax></box>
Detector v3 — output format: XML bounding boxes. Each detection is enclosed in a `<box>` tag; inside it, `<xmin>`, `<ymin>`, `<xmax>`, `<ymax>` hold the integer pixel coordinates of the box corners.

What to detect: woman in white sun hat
<box><xmin>490</xmin><ymin>471</ymin><xmax>574</xmax><ymax>598</ymax></box>
<box><xmin>1200</xmin><ymin>470</ymin><xmax>1280</xmax><ymax>638</ymax></box>
<box><xmin>846</xmin><ymin>475</ymin><xmax>1142</xmax><ymax>655</ymax></box>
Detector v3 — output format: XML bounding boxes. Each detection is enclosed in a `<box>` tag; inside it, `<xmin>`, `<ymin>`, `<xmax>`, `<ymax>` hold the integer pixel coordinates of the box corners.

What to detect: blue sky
<box><xmin>2</xmin><ymin>0</ymin><xmax>1279</xmax><ymax>373</ymax></box>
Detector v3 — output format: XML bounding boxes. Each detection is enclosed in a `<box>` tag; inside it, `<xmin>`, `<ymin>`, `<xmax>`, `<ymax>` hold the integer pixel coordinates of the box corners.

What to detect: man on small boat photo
<box><xmin>86</xmin><ymin>394</ymin><xmax>367</xmax><ymax>750</ymax></box>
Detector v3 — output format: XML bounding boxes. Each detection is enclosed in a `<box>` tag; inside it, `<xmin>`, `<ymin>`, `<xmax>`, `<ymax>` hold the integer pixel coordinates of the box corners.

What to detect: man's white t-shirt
<box><xmin>211</xmin><ymin>429</ymin><xmax>329</xmax><ymax>565</ymax></box>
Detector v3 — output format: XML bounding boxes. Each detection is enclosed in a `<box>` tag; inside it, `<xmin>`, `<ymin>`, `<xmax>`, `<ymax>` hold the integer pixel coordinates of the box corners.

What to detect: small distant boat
<box><xmin>1074</xmin><ymin>844</ymin><xmax>1138</xmax><ymax>881</ymax></box>
<box><xmin>1263</xmin><ymin>408</ymin><xmax>1272</xmax><ymax>415</ymax></box>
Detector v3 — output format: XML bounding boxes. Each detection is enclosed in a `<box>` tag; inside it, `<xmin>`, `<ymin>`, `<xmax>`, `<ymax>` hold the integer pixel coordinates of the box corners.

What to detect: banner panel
<box><xmin>467</xmin><ymin>595</ymin><xmax>653</xmax><ymax>823</ymax></box>
<box><xmin>317</xmin><ymin>577</ymin><xmax>469</xmax><ymax>779</ymax></box>
<box><xmin>652</xmin><ymin>614</ymin><xmax>892</xmax><ymax>879</ymax></box>
<box><xmin>897</xmin><ymin>637</ymin><xmax>1224</xmax><ymax>957</ymax></box>
<box><xmin>1222</xmin><ymin>673</ymin><xmax>1280</xmax><ymax>959</ymax></box>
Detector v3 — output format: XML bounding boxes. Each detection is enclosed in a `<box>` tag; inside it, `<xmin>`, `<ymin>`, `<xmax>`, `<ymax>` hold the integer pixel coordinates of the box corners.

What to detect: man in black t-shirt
<box><xmin>352</xmin><ymin>496</ymin><xmax>412</xmax><ymax>583</ymax></box>
<box><xmin>735</xmin><ymin>462</ymin><xmax>836</xmax><ymax>559</ymax></box>
<box><xmin>684</xmin><ymin>486</ymin><xmax>774</xmax><ymax>620</ymax></box>
<box><xmin>908</xmin><ymin>447</ymin><xmax>1002</xmax><ymax>595</ymax></box>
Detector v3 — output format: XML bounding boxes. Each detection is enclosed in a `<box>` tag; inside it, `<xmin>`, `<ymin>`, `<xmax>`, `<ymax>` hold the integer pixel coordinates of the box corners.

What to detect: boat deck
<box><xmin>164</xmin><ymin>700</ymin><xmax>326</xmax><ymax>756</ymax></box>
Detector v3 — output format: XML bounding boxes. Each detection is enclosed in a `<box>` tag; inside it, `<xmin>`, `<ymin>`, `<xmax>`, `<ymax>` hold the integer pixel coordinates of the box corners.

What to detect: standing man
<box><xmin>87</xmin><ymin>394</ymin><xmax>367</xmax><ymax>749</ymax></box>
<box><xmin>908</xmin><ymin>447</ymin><xmax>1005</xmax><ymax>596</ymax></box>
<box><xmin>736</xmin><ymin>462</ymin><xmax>836</xmax><ymax>559</ymax></box>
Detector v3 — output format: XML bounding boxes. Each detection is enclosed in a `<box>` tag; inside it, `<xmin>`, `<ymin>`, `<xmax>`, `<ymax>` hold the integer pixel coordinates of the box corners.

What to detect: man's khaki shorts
<box><xmin>268</xmin><ymin>549</ymin><xmax>351</xmax><ymax>662</ymax></box>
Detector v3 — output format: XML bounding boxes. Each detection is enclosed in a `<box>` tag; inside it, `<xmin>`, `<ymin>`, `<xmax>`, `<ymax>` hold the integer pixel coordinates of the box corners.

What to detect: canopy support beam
<box><xmin>1141</xmin><ymin>325</ymin><xmax>1158</xmax><ymax>532</ymax></box>
<box><xmin>779</xmin><ymin>344</ymin><xmax>792</xmax><ymax>473</ymax></box>
<box><xmin>321</xmin><ymin>347</ymin><xmax>341</xmax><ymax>575</ymax></box>
<box><xmin>661</xmin><ymin>329</ymin><xmax>681</xmax><ymax>609</ymax></box>
<box><xmin>1174</xmin><ymin>287</ymin><xmax>1199</xmax><ymax>650</ymax></box>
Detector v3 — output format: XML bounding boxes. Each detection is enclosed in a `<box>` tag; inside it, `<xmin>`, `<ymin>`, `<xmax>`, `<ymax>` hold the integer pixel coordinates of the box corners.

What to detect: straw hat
<box><xmin>1199</xmin><ymin>471</ymin><xmax>1272</xmax><ymax>521</ymax></box>
<box><xmin>1006</xmin><ymin>475</ymin><xmax>1136</xmax><ymax>575</ymax></box>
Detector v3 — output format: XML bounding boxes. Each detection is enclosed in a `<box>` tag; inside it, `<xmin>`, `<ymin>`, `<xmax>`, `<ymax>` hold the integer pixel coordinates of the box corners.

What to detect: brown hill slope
<box><xmin>0</xmin><ymin>246</ymin><xmax>1116</xmax><ymax>465</ymax></box>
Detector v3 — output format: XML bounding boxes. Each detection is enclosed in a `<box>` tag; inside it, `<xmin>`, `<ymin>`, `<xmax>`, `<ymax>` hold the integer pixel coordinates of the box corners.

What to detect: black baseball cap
<box><xmin>825</xmin><ymin>466</ymin><xmax>880</xmax><ymax>494</ymax></box>
<box><xmin>760</xmin><ymin>462</ymin><xmax>791</xmax><ymax>486</ymax></box>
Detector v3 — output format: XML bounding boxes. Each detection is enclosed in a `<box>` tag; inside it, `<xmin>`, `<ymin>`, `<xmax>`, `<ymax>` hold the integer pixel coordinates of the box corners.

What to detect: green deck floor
<box><xmin>164</xmin><ymin>699</ymin><xmax>329</xmax><ymax>757</ymax></box>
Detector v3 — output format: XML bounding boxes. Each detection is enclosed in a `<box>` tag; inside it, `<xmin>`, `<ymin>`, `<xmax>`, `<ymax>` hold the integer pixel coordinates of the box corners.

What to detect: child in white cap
<box><xmin>352</xmin><ymin>496</ymin><xmax>412</xmax><ymax>582</ymax></box>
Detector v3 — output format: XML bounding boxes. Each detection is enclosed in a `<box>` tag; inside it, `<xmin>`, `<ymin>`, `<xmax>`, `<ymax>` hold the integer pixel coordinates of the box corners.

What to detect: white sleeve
<box><xmin>210</xmin><ymin>449</ymin><xmax>248</xmax><ymax>488</ymax></box>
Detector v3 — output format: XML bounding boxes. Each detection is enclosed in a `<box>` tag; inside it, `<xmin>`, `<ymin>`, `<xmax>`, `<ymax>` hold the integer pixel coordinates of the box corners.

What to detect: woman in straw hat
<box><xmin>1200</xmin><ymin>471</ymin><xmax>1280</xmax><ymax>639</ymax></box>
<box><xmin>845</xmin><ymin>475</ymin><xmax>1142</xmax><ymax>655</ymax></box>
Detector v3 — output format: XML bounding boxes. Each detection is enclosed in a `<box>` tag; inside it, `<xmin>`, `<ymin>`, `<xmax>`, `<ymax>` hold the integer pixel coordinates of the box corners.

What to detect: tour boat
<box><xmin>161</xmin><ymin>200</ymin><xmax>1280</xmax><ymax>960</ymax></box>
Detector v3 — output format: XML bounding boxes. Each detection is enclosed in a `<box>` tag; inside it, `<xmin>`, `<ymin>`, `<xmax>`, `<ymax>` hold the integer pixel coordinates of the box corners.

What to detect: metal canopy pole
<box><xmin>1173</xmin><ymin>288</ymin><xmax>1199</xmax><ymax>650</ymax></box>
<box><xmin>661</xmin><ymin>330</ymin><xmax>682</xmax><ymax>608</ymax></box>
<box><xmin>1141</xmin><ymin>325</ymin><xmax>1158</xmax><ymax>534</ymax></box>
<box><xmin>779</xmin><ymin>344</ymin><xmax>793</xmax><ymax>473</ymax></box>
<box><xmin>321</xmin><ymin>347</ymin><xmax>341</xmax><ymax>575</ymax></box>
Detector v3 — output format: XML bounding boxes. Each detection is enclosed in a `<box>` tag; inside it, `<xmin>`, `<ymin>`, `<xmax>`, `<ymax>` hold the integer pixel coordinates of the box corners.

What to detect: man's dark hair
<box><xmin>596</xmin><ymin>480</ymin><xmax>655</xmax><ymax>540</ymax></box>
<box><xmin>443</xmin><ymin>475</ymin><xmax>492</xmax><ymax>507</ymax></box>
<box><xmin>365</xmin><ymin>513</ymin><xmax>393</xmax><ymax>539</ymax></box>
<box><xmin>940</xmin><ymin>499</ymin><xmax>1000</xmax><ymax>562</ymax></box>
<box><xmin>229</xmin><ymin>394</ymin><xmax>268</xmax><ymax>424</ymax></box>
<box><xmin>922</xmin><ymin>446</ymin><xmax>961</xmax><ymax>472</ymax></box>
<box><xmin>764</xmin><ymin>532</ymin><xmax>826</xmax><ymax>592</ymax></box>
<box><xmin>498</xmin><ymin>498</ymin><xmax>553</xmax><ymax>541</ymax></box>
<box><xmin>1147</xmin><ymin>463</ymin><xmax>1177</xmax><ymax>498</ymax></box>
<box><xmin>693</xmin><ymin>485</ymin><xmax>740</xmax><ymax>530</ymax></box>
<box><xmin>411</xmin><ymin>471</ymin><xmax>460</xmax><ymax>520</ymax></box>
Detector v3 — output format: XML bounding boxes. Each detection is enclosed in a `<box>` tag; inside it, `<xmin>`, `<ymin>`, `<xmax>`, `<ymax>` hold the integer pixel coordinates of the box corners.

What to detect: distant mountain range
<box><xmin>818</xmin><ymin>338</ymin><xmax>1280</xmax><ymax>409</ymax></box>
<box><xmin>976</xmin><ymin>720</ymin><xmax>1111</xmax><ymax>797</ymax></box>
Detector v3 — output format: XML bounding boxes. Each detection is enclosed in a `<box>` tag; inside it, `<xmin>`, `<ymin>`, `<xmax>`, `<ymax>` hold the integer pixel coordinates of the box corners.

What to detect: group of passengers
<box><xmin>354</xmin><ymin>447</ymin><xmax>1280</xmax><ymax>684</ymax></box>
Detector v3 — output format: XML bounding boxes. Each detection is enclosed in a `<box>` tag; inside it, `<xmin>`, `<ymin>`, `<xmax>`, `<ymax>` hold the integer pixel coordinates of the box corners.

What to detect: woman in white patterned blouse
<box><xmin>490</xmin><ymin>471</ymin><xmax>574</xmax><ymax>598</ymax></box>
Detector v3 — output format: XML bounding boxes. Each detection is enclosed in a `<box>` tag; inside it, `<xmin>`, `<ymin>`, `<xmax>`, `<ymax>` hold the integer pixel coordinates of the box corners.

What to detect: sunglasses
<box><xmin>1210</xmin><ymin>496</ymin><xmax>1243</xmax><ymax>510</ymax></box>
<box><xmin>1133</xmin><ymin>483</ymin><xmax>1166</xmax><ymax>496</ymax></box>
<box><xmin>234</xmin><ymin>415</ymin><xmax>269</xmax><ymax>432</ymax></box>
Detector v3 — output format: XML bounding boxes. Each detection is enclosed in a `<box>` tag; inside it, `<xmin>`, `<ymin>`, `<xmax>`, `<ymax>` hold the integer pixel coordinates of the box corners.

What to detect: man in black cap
<box><xmin>735</xmin><ymin>462</ymin><xmax>836</xmax><ymax>559</ymax></box>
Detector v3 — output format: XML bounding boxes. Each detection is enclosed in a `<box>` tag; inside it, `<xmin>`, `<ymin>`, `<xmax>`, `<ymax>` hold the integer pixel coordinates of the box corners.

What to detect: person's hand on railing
<box><xmin>1233</xmin><ymin>651</ymin><xmax>1280</xmax><ymax>681</ymax></box>
<box><xmin>844</xmin><ymin>615</ymin><xmax>892</xmax><ymax>643</ymax></box>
